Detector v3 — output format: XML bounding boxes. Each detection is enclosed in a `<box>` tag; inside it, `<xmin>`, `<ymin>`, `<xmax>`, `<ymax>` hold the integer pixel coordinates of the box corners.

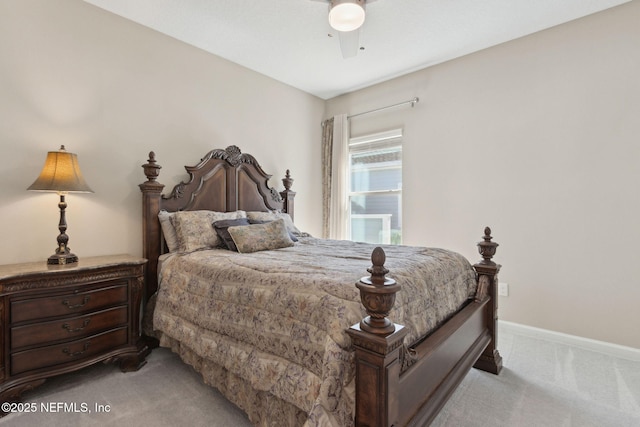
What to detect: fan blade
<box><xmin>338</xmin><ymin>28</ymin><xmax>360</xmax><ymax>58</ymax></box>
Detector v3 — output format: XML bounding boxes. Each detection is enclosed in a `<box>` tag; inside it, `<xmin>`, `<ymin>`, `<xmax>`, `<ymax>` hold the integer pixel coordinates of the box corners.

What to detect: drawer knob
<box><xmin>62</xmin><ymin>341</ymin><xmax>91</xmax><ymax>357</ymax></box>
<box><xmin>62</xmin><ymin>318</ymin><xmax>91</xmax><ymax>333</ymax></box>
<box><xmin>62</xmin><ymin>296</ymin><xmax>90</xmax><ymax>309</ymax></box>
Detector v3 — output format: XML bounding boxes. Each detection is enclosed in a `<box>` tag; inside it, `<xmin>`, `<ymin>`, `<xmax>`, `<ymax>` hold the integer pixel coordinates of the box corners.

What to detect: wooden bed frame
<box><xmin>139</xmin><ymin>145</ymin><xmax>502</xmax><ymax>427</ymax></box>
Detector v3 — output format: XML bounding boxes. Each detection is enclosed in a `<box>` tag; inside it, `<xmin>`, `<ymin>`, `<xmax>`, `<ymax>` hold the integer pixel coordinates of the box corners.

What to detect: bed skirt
<box><xmin>159</xmin><ymin>333</ymin><xmax>311</xmax><ymax>427</ymax></box>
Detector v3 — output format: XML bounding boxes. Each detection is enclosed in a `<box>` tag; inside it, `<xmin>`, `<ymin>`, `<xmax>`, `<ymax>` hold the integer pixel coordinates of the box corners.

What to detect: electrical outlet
<box><xmin>498</xmin><ymin>282</ymin><xmax>509</xmax><ymax>297</ymax></box>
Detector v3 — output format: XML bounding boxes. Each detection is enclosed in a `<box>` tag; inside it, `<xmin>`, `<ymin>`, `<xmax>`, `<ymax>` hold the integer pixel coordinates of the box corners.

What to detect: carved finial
<box><xmin>483</xmin><ymin>227</ymin><xmax>492</xmax><ymax>241</ymax></box>
<box><xmin>282</xmin><ymin>169</ymin><xmax>294</xmax><ymax>191</ymax></box>
<box><xmin>367</xmin><ymin>247</ymin><xmax>389</xmax><ymax>285</ymax></box>
<box><xmin>142</xmin><ymin>151</ymin><xmax>162</xmax><ymax>183</ymax></box>
<box><xmin>356</xmin><ymin>247</ymin><xmax>401</xmax><ymax>335</ymax></box>
<box><xmin>477</xmin><ymin>226</ymin><xmax>498</xmax><ymax>265</ymax></box>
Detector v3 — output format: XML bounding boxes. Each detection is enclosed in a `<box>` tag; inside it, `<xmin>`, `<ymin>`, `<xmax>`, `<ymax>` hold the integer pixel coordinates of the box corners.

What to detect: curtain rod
<box><xmin>348</xmin><ymin>97</ymin><xmax>419</xmax><ymax>119</ymax></box>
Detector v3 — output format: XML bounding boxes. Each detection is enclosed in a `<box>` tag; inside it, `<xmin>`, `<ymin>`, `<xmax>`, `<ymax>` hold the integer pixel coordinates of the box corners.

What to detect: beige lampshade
<box><xmin>27</xmin><ymin>145</ymin><xmax>93</xmax><ymax>193</ymax></box>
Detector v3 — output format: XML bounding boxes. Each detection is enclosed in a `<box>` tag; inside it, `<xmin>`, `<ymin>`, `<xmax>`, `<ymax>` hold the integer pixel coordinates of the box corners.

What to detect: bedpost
<box><xmin>472</xmin><ymin>227</ymin><xmax>503</xmax><ymax>374</ymax></box>
<box><xmin>347</xmin><ymin>247</ymin><xmax>408</xmax><ymax>427</ymax></box>
<box><xmin>139</xmin><ymin>151</ymin><xmax>164</xmax><ymax>303</ymax></box>
<box><xmin>280</xmin><ymin>169</ymin><xmax>296</xmax><ymax>220</ymax></box>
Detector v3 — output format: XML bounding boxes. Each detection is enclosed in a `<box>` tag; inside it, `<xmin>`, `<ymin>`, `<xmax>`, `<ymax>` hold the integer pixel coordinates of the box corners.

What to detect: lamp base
<box><xmin>47</xmin><ymin>252</ymin><xmax>78</xmax><ymax>265</ymax></box>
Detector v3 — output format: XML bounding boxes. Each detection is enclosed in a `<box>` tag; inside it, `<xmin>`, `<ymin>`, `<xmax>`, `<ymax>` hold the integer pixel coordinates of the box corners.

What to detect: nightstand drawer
<box><xmin>11</xmin><ymin>327</ymin><xmax>128</xmax><ymax>376</ymax></box>
<box><xmin>11</xmin><ymin>283</ymin><xmax>128</xmax><ymax>323</ymax></box>
<box><xmin>10</xmin><ymin>306</ymin><xmax>128</xmax><ymax>350</ymax></box>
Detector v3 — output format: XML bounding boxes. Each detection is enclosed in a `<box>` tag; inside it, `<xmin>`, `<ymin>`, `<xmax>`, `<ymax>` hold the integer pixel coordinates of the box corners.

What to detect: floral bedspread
<box><xmin>152</xmin><ymin>237</ymin><xmax>477</xmax><ymax>426</ymax></box>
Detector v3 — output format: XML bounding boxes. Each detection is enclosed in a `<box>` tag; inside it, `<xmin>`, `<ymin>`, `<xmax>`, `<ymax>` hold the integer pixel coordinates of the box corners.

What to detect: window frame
<box><xmin>347</xmin><ymin>129</ymin><xmax>403</xmax><ymax>244</ymax></box>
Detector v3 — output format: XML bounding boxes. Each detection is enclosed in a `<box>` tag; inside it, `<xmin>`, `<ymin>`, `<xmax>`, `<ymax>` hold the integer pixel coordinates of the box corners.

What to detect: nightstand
<box><xmin>0</xmin><ymin>255</ymin><xmax>149</xmax><ymax>403</ymax></box>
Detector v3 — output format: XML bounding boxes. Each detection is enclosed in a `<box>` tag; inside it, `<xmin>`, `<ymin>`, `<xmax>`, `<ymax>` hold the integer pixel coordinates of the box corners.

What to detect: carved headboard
<box><xmin>139</xmin><ymin>145</ymin><xmax>296</xmax><ymax>299</ymax></box>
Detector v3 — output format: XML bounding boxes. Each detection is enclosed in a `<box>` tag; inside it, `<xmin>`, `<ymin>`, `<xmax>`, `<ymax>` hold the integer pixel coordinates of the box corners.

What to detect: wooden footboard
<box><xmin>347</xmin><ymin>228</ymin><xmax>502</xmax><ymax>427</ymax></box>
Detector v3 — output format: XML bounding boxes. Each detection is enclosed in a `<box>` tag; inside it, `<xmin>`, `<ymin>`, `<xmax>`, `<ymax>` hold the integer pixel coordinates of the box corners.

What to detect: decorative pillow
<box><xmin>246</xmin><ymin>211</ymin><xmax>302</xmax><ymax>236</ymax></box>
<box><xmin>213</xmin><ymin>218</ymin><xmax>251</xmax><ymax>251</ymax></box>
<box><xmin>171</xmin><ymin>210</ymin><xmax>246</xmax><ymax>252</ymax></box>
<box><xmin>158</xmin><ymin>210</ymin><xmax>179</xmax><ymax>253</ymax></box>
<box><xmin>248</xmin><ymin>219</ymin><xmax>298</xmax><ymax>242</ymax></box>
<box><xmin>227</xmin><ymin>219</ymin><xmax>294</xmax><ymax>254</ymax></box>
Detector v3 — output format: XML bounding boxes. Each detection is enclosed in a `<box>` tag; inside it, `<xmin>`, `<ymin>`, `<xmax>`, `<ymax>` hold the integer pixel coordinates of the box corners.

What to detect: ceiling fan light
<box><xmin>329</xmin><ymin>0</ymin><xmax>365</xmax><ymax>32</ymax></box>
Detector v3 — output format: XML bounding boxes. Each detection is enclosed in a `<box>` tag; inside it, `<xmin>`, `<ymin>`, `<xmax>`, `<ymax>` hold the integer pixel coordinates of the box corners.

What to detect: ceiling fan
<box><xmin>313</xmin><ymin>0</ymin><xmax>377</xmax><ymax>59</ymax></box>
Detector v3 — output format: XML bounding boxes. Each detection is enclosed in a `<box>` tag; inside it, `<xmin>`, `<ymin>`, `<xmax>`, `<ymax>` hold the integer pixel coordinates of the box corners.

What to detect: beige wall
<box><xmin>0</xmin><ymin>0</ymin><xmax>324</xmax><ymax>266</ymax></box>
<box><xmin>325</xmin><ymin>2</ymin><xmax>640</xmax><ymax>349</ymax></box>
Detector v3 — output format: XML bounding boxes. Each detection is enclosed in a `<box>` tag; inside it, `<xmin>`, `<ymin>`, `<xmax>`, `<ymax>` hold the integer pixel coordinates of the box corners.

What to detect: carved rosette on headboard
<box><xmin>205</xmin><ymin>145</ymin><xmax>259</xmax><ymax>167</ymax></box>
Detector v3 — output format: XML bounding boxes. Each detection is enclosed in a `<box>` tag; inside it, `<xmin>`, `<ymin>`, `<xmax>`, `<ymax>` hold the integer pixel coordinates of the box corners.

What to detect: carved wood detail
<box><xmin>1</xmin><ymin>270</ymin><xmax>141</xmax><ymax>292</ymax></box>
<box><xmin>132</xmin><ymin>276</ymin><xmax>144</xmax><ymax>296</ymax></box>
<box><xmin>282</xmin><ymin>169</ymin><xmax>294</xmax><ymax>191</ymax></box>
<box><xmin>139</xmin><ymin>146</ymin><xmax>296</xmax><ymax>303</ymax></box>
<box><xmin>204</xmin><ymin>145</ymin><xmax>261</xmax><ymax>168</ymax></box>
<box><xmin>355</xmin><ymin>247</ymin><xmax>401</xmax><ymax>335</ymax></box>
<box><xmin>0</xmin><ymin>379</ymin><xmax>46</xmax><ymax>404</ymax></box>
<box><xmin>400</xmin><ymin>344</ymin><xmax>418</xmax><ymax>372</ymax></box>
<box><xmin>141</xmin><ymin>151</ymin><xmax>161</xmax><ymax>183</ymax></box>
<box><xmin>269</xmin><ymin>187</ymin><xmax>283</xmax><ymax>203</ymax></box>
<box><xmin>475</xmin><ymin>274</ymin><xmax>491</xmax><ymax>302</ymax></box>
<box><xmin>473</xmin><ymin>226</ymin><xmax>503</xmax><ymax>375</ymax></box>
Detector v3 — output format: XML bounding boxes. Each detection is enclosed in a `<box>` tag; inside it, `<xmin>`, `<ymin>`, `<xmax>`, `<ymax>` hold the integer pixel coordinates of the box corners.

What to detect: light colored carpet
<box><xmin>431</xmin><ymin>329</ymin><xmax>640</xmax><ymax>427</ymax></box>
<box><xmin>0</xmin><ymin>348</ymin><xmax>252</xmax><ymax>427</ymax></box>
<box><xmin>1</xmin><ymin>328</ymin><xmax>639</xmax><ymax>426</ymax></box>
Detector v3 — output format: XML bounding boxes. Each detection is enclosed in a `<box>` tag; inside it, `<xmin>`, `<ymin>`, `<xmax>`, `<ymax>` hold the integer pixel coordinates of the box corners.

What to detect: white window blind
<box><xmin>348</xmin><ymin>129</ymin><xmax>402</xmax><ymax>244</ymax></box>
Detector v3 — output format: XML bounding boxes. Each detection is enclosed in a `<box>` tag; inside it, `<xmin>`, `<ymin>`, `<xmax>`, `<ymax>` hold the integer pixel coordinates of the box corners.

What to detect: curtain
<box><xmin>321</xmin><ymin>114</ymin><xmax>349</xmax><ymax>240</ymax></box>
<box><xmin>321</xmin><ymin>117</ymin><xmax>334</xmax><ymax>238</ymax></box>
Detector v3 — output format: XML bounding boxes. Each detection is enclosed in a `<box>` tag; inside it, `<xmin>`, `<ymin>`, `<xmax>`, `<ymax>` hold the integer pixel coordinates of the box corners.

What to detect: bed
<box><xmin>139</xmin><ymin>145</ymin><xmax>502</xmax><ymax>427</ymax></box>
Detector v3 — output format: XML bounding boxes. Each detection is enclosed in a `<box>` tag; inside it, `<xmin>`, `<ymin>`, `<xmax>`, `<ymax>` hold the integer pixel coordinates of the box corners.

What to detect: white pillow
<box><xmin>158</xmin><ymin>210</ymin><xmax>178</xmax><ymax>253</ymax></box>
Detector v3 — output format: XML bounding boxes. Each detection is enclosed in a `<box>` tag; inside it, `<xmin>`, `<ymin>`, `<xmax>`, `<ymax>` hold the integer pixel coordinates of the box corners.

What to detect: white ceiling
<box><xmin>82</xmin><ymin>0</ymin><xmax>629</xmax><ymax>100</ymax></box>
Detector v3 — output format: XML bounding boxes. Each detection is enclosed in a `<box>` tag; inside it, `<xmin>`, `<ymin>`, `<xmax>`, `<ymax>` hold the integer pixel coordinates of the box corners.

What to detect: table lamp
<box><xmin>27</xmin><ymin>145</ymin><xmax>93</xmax><ymax>265</ymax></box>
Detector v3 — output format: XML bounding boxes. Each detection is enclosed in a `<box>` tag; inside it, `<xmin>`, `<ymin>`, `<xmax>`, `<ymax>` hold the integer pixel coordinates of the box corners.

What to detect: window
<box><xmin>348</xmin><ymin>129</ymin><xmax>402</xmax><ymax>244</ymax></box>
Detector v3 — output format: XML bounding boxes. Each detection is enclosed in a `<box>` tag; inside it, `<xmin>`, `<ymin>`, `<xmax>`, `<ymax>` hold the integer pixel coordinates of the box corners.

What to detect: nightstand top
<box><xmin>0</xmin><ymin>254</ymin><xmax>146</xmax><ymax>281</ymax></box>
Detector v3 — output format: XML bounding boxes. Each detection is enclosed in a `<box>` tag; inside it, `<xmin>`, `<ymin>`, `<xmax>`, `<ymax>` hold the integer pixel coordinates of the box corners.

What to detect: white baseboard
<box><xmin>498</xmin><ymin>320</ymin><xmax>640</xmax><ymax>362</ymax></box>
